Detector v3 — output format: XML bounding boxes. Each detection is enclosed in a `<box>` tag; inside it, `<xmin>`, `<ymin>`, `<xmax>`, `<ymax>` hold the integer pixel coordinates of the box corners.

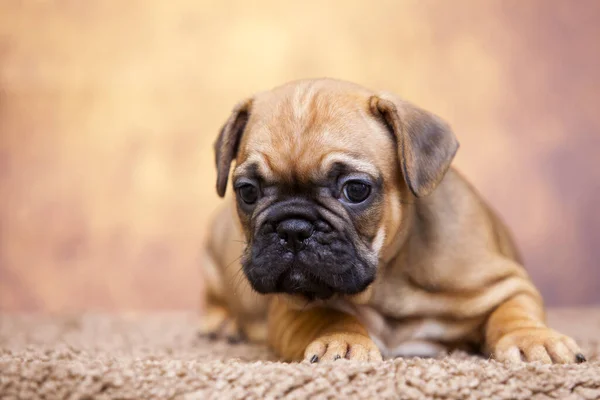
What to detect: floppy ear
<box><xmin>214</xmin><ymin>98</ymin><xmax>253</xmax><ymax>197</ymax></box>
<box><xmin>369</xmin><ymin>94</ymin><xmax>459</xmax><ymax>197</ymax></box>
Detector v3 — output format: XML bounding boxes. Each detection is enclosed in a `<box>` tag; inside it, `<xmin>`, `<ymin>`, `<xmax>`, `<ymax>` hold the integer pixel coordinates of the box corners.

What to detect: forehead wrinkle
<box><xmin>320</xmin><ymin>152</ymin><xmax>379</xmax><ymax>178</ymax></box>
<box><xmin>234</xmin><ymin>153</ymin><xmax>275</xmax><ymax>182</ymax></box>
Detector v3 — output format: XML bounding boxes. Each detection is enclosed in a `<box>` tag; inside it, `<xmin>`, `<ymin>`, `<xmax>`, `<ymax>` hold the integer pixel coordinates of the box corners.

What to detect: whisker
<box><xmin>224</xmin><ymin>254</ymin><xmax>244</xmax><ymax>272</ymax></box>
<box><xmin>232</xmin><ymin>265</ymin><xmax>247</xmax><ymax>295</ymax></box>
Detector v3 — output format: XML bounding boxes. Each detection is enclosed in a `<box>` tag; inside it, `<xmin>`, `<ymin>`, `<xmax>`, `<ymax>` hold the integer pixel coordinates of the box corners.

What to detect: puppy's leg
<box><xmin>198</xmin><ymin>250</ymin><xmax>245</xmax><ymax>342</ymax></box>
<box><xmin>268</xmin><ymin>297</ymin><xmax>382</xmax><ymax>362</ymax></box>
<box><xmin>484</xmin><ymin>293</ymin><xmax>586</xmax><ymax>364</ymax></box>
<box><xmin>199</xmin><ymin>247</ymin><xmax>269</xmax><ymax>343</ymax></box>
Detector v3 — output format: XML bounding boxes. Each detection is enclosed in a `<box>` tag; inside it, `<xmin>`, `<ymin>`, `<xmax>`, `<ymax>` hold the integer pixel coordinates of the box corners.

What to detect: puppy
<box><xmin>199</xmin><ymin>78</ymin><xmax>586</xmax><ymax>364</ymax></box>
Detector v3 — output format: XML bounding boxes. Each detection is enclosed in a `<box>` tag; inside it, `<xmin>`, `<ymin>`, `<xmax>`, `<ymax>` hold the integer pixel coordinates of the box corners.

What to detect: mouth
<box><xmin>244</xmin><ymin>246</ymin><xmax>377</xmax><ymax>300</ymax></box>
<box><xmin>275</xmin><ymin>268</ymin><xmax>335</xmax><ymax>300</ymax></box>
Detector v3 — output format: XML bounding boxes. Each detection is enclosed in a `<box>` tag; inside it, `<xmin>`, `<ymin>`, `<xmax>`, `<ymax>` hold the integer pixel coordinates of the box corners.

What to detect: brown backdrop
<box><xmin>1</xmin><ymin>1</ymin><xmax>599</xmax><ymax>311</ymax></box>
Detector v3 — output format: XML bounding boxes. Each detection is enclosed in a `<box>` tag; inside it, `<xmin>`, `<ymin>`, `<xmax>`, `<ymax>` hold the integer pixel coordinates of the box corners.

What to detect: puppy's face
<box><xmin>214</xmin><ymin>79</ymin><xmax>458</xmax><ymax>302</ymax></box>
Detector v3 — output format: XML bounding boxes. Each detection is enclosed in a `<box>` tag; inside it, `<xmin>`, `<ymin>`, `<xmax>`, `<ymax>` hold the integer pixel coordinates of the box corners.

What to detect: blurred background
<box><xmin>1</xmin><ymin>1</ymin><xmax>599</xmax><ymax>312</ymax></box>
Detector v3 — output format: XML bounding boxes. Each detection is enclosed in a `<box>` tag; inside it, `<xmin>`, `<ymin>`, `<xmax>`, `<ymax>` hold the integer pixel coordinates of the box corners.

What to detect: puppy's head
<box><xmin>214</xmin><ymin>79</ymin><xmax>458</xmax><ymax>302</ymax></box>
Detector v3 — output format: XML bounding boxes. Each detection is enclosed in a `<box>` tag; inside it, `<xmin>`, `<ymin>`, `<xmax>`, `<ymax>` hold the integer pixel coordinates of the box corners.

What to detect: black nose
<box><xmin>277</xmin><ymin>219</ymin><xmax>314</xmax><ymax>252</ymax></box>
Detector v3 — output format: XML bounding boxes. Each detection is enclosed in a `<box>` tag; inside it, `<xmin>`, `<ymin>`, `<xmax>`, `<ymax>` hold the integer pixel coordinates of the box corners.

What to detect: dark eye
<box><xmin>342</xmin><ymin>181</ymin><xmax>371</xmax><ymax>203</ymax></box>
<box><xmin>238</xmin><ymin>183</ymin><xmax>259</xmax><ymax>204</ymax></box>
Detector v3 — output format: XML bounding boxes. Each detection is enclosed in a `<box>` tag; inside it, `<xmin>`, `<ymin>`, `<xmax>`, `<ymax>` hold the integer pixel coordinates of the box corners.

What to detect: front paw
<box><xmin>304</xmin><ymin>332</ymin><xmax>383</xmax><ymax>362</ymax></box>
<box><xmin>491</xmin><ymin>328</ymin><xmax>586</xmax><ymax>364</ymax></box>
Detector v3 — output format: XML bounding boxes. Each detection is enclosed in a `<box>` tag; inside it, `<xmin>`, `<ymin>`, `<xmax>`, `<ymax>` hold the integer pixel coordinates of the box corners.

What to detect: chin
<box><xmin>278</xmin><ymin>284</ymin><xmax>375</xmax><ymax>311</ymax></box>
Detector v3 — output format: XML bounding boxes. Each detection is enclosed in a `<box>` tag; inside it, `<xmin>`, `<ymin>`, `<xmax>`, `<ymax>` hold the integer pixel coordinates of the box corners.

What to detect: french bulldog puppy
<box><xmin>199</xmin><ymin>78</ymin><xmax>586</xmax><ymax>364</ymax></box>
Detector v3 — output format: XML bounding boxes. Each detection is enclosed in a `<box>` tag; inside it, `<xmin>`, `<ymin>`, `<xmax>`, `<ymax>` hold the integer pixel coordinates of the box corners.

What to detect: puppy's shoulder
<box><xmin>415</xmin><ymin>167</ymin><xmax>516</xmax><ymax>257</ymax></box>
<box><xmin>416</xmin><ymin>168</ymin><xmax>489</xmax><ymax>230</ymax></box>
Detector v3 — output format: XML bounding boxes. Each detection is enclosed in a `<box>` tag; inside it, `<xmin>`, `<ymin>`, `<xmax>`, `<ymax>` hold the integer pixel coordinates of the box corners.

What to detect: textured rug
<box><xmin>1</xmin><ymin>309</ymin><xmax>599</xmax><ymax>399</ymax></box>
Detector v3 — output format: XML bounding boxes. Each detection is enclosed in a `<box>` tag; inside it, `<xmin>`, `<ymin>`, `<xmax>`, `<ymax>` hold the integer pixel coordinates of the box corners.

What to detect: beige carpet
<box><xmin>1</xmin><ymin>310</ymin><xmax>599</xmax><ymax>400</ymax></box>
